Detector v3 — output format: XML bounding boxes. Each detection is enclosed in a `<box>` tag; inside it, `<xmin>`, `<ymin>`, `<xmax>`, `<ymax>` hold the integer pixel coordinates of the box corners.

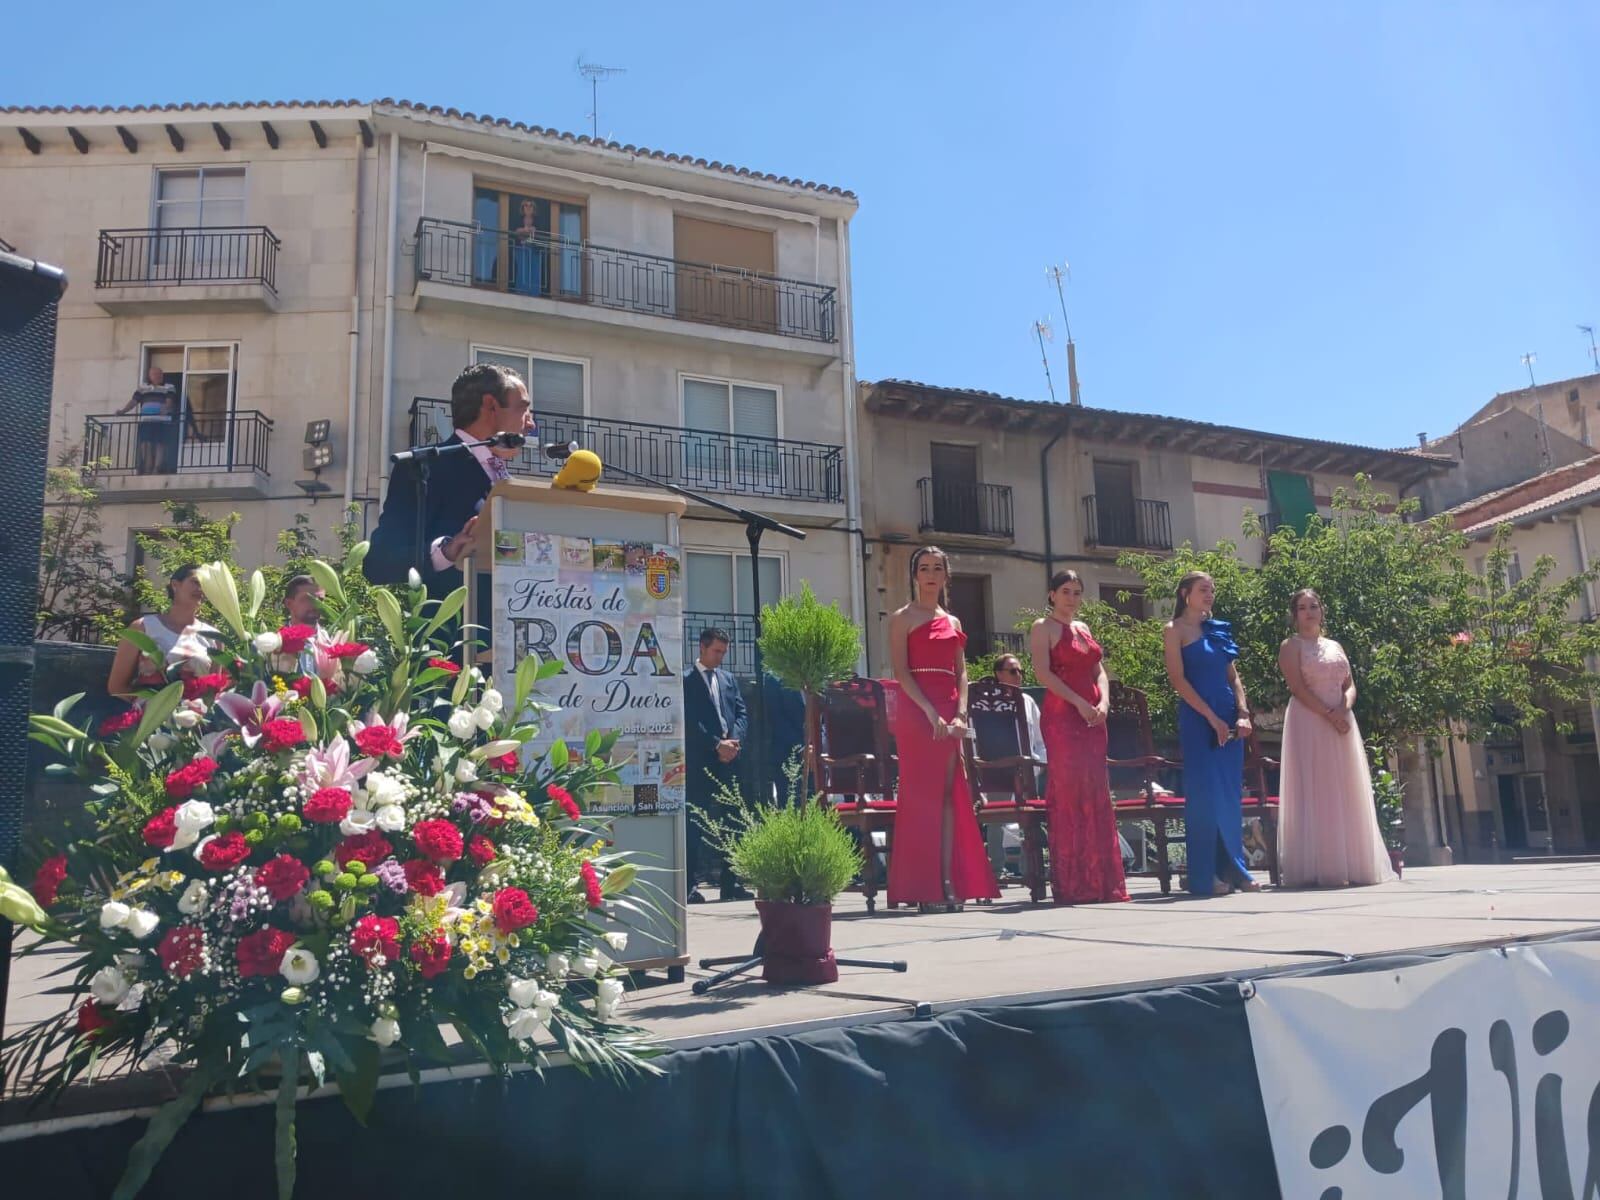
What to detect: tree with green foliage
<box><xmin>757</xmin><ymin>581</ymin><xmax>864</xmax><ymax>791</ymax></box>
<box><xmin>36</xmin><ymin>453</ymin><xmax>126</xmax><ymax>643</ymax></box>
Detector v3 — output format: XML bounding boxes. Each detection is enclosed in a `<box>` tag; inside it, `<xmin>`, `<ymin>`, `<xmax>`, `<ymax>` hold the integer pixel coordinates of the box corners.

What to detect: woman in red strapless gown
<box><xmin>886</xmin><ymin>547</ymin><xmax>1000</xmax><ymax>911</ymax></box>
<box><xmin>1030</xmin><ymin>571</ymin><xmax>1129</xmax><ymax>904</ymax></box>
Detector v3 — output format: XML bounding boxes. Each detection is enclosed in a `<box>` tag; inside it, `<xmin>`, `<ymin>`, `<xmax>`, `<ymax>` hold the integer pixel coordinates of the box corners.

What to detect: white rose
<box><xmin>99</xmin><ymin>901</ymin><xmax>132</xmax><ymax>930</ymax></box>
<box><xmin>545</xmin><ymin>952</ymin><xmax>571</xmax><ymax>980</ymax></box>
<box><xmin>574</xmin><ymin>953</ymin><xmax>600</xmax><ymax>979</ymax></box>
<box><xmin>172</xmin><ymin>708</ymin><xmax>201</xmax><ymax>730</ymax></box>
<box><xmin>507</xmin><ymin>977</ymin><xmax>540</xmax><ymax>1009</ymax></box>
<box><xmin>174</xmin><ymin>800</ymin><xmax>215</xmax><ymax>833</ymax></box>
<box><xmin>339</xmin><ymin>809</ymin><xmax>378</xmax><ymax>836</ymax></box>
<box><xmin>125</xmin><ymin>909</ymin><xmax>160</xmax><ymax>940</ymax></box>
<box><xmin>602</xmin><ymin>931</ymin><xmax>628</xmax><ymax>953</ymax></box>
<box><xmin>447</xmin><ymin>709</ymin><xmax>477</xmax><ymax>740</ymax></box>
<box><xmin>472</xmin><ymin>706</ymin><xmax>496</xmax><ymax>731</ymax></box>
<box><xmin>371</xmin><ymin>1016</ymin><xmax>401</xmax><ymax>1047</ymax></box>
<box><xmin>279</xmin><ymin>947</ymin><xmax>320</xmax><ymax>985</ymax></box>
<box><xmin>89</xmin><ymin>965</ymin><xmax>130</xmax><ymax>1006</ymax></box>
<box><xmin>115</xmin><ymin>983</ymin><xmax>147</xmax><ymax>1013</ymax></box>
<box><xmin>253</xmin><ymin>631</ymin><xmax>283</xmax><ymax>655</ymax></box>
<box><xmin>374</xmin><ymin>804</ymin><xmax>407</xmax><ymax>833</ymax></box>
<box><xmin>480</xmin><ymin>688</ymin><xmax>504</xmax><ymax>714</ymax></box>
<box><xmin>148</xmin><ymin>732</ymin><xmax>175</xmax><ymax>754</ymax></box>
<box><xmin>352</xmin><ymin>649</ymin><xmax>380</xmax><ymax>676</ymax></box>
<box><xmin>168</xmin><ymin>825</ymin><xmax>199</xmax><ymax>852</ymax></box>
<box><xmin>534</xmin><ymin>988</ymin><xmax>559</xmax><ymax>1017</ymax></box>
<box><xmin>365</xmin><ymin>772</ymin><xmax>403</xmax><ymax>806</ymax></box>
<box><xmin>177</xmin><ymin>879</ymin><xmax>210</xmax><ymax>915</ymax></box>
<box><xmin>454</xmin><ymin>759</ymin><xmax>478</xmax><ymax>783</ymax></box>
<box><xmin>595</xmin><ymin>976</ymin><xmax>624</xmax><ymax>1021</ymax></box>
<box><xmin>503</xmin><ymin>1006</ymin><xmax>546</xmax><ymax>1042</ymax></box>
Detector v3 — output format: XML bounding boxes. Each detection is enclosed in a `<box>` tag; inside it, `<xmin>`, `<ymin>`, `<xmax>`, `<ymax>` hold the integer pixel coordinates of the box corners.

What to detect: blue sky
<box><xmin>7</xmin><ymin>1</ymin><xmax>1599</xmax><ymax>448</ymax></box>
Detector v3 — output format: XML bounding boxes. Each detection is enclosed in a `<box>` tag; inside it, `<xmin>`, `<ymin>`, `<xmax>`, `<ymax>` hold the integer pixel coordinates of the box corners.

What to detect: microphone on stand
<box><xmin>542</xmin><ymin>440</ymin><xmax>579</xmax><ymax>460</ymax></box>
<box><xmin>390</xmin><ymin>431</ymin><xmax>531</xmax><ymax>463</ymax></box>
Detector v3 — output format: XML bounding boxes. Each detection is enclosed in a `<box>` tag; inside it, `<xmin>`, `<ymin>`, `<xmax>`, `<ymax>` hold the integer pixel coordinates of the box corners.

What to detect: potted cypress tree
<box><xmin>756</xmin><ymin>582</ymin><xmax>862</xmax><ymax>792</ymax></box>
<box><xmin>705</xmin><ymin>762</ymin><xmax>863</xmax><ymax>984</ymax></box>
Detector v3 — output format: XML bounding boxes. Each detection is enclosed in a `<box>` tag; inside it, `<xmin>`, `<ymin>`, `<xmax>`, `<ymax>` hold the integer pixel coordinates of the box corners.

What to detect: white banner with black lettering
<box><xmin>1246</xmin><ymin>941</ymin><xmax>1600</xmax><ymax>1199</ymax></box>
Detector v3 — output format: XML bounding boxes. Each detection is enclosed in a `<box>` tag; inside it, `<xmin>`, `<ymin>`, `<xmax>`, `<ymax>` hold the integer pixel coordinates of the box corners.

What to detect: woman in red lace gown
<box><xmin>1029</xmin><ymin>571</ymin><xmax>1130</xmax><ymax>904</ymax></box>
<box><xmin>887</xmin><ymin>546</ymin><xmax>1000</xmax><ymax>912</ymax></box>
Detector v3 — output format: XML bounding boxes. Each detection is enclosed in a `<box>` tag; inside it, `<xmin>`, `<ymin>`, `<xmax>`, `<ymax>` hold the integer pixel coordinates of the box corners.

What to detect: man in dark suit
<box><xmin>363</xmin><ymin>362</ymin><xmax>534</xmax><ymax>598</ymax></box>
<box><xmin>683</xmin><ymin>627</ymin><xmax>751</xmax><ymax>902</ymax></box>
<box><xmin>762</xmin><ymin>669</ymin><xmax>807</xmax><ymax>801</ymax></box>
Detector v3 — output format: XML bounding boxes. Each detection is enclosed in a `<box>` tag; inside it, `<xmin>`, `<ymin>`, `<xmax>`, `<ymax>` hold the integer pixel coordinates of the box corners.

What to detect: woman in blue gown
<box><xmin>1162</xmin><ymin>570</ymin><xmax>1261</xmax><ymax>896</ymax></box>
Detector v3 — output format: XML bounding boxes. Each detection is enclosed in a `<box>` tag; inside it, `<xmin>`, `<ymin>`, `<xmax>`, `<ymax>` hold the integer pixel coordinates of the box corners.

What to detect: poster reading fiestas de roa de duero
<box><xmin>493</xmin><ymin>533</ymin><xmax>685</xmax><ymax>815</ymax></box>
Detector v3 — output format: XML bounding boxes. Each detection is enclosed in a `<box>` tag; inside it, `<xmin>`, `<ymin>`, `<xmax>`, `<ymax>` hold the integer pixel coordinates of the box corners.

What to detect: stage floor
<box><xmin>6</xmin><ymin>862</ymin><xmax>1600</xmax><ymax>1114</ymax></box>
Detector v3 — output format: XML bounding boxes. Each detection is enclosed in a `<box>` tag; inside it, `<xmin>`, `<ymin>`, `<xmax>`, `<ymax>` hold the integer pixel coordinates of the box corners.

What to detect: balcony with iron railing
<box><xmin>681</xmin><ymin>612</ymin><xmax>760</xmax><ymax>674</ymax></box>
<box><xmin>916</xmin><ymin>478</ymin><xmax>1014</xmax><ymax>540</ymax></box>
<box><xmin>412</xmin><ymin>218</ymin><xmax>838</xmax><ymax>348</ymax></box>
<box><xmin>83</xmin><ymin>409</ymin><xmax>274</xmax><ymax>500</ymax></box>
<box><xmin>1082</xmin><ymin>495</ymin><xmax>1173</xmax><ymax>552</ymax></box>
<box><xmin>409</xmin><ymin>399</ymin><xmax>844</xmax><ymax>506</ymax></box>
<box><xmin>94</xmin><ymin>226</ymin><xmax>281</xmax><ymax>313</ymax></box>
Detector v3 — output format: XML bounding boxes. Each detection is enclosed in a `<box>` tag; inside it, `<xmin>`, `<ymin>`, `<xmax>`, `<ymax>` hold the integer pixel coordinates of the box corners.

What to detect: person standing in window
<box><xmin>683</xmin><ymin>628</ymin><xmax>750</xmax><ymax>902</ymax></box>
<box><xmin>116</xmin><ymin>366</ymin><xmax>177</xmax><ymax>476</ymax></box>
<box><xmin>510</xmin><ymin>198</ymin><xmax>542</xmax><ymax>297</ymax></box>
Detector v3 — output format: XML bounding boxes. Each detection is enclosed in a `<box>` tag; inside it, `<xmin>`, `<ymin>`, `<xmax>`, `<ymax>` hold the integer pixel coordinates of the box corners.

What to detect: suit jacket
<box><xmin>761</xmin><ymin>671</ymin><xmax>808</xmax><ymax>776</ymax></box>
<box><xmin>684</xmin><ymin>664</ymin><xmax>749</xmax><ymax>776</ymax></box>
<box><xmin>364</xmin><ymin>435</ymin><xmax>493</xmax><ymax>598</ymax></box>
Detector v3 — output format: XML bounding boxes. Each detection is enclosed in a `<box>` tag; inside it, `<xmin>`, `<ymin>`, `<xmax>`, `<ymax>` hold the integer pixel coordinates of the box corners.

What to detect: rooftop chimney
<box><xmin>1417</xmin><ymin>432</ymin><xmax>1427</xmax><ymax>448</ymax></box>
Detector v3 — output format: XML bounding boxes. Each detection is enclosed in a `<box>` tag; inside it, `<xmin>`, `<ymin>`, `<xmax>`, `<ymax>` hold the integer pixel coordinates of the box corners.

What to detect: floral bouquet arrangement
<box><xmin>2</xmin><ymin>553</ymin><xmax>656</xmax><ymax>1198</ymax></box>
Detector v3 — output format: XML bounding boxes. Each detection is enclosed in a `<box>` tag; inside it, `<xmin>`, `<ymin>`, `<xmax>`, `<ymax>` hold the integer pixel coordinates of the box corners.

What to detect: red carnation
<box><xmin>349</xmin><ymin>915</ymin><xmax>401</xmax><ymax>967</ymax></box>
<box><xmin>236</xmin><ymin>926</ymin><xmax>296</xmax><ymax>977</ymax></box>
<box><xmin>97</xmin><ymin>707</ymin><xmax>142</xmax><ymax>737</ymax></box>
<box><xmin>291</xmin><ymin>676</ymin><xmax>339</xmax><ymax>699</ymax></box>
<box><xmin>411</xmin><ymin>819</ymin><xmax>464</xmax><ymax>864</ymax></box>
<box><xmin>142</xmin><ymin>807</ymin><xmax>178</xmax><ymax>849</ymax></box>
<box><xmin>199</xmin><ymin>830</ymin><xmax>251</xmax><ymax>872</ymax></box>
<box><xmin>182</xmin><ymin>671</ymin><xmax>231</xmax><ymax>701</ymax></box>
<box><xmin>260</xmin><ymin>718</ymin><xmax>306</xmax><ymax>754</ymax></box>
<box><xmin>487</xmin><ymin>750</ymin><xmax>521</xmax><ymax>774</ymax></box>
<box><xmin>354</xmin><ymin>724</ymin><xmax>405</xmax><ymax>759</ymax></box>
<box><xmin>401</xmin><ymin>858</ymin><xmax>444</xmax><ymax>896</ymax></box>
<box><xmin>278</xmin><ymin>624</ymin><xmax>315</xmax><ymax>655</ymax></box>
<box><xmin>548</xmin><ymin>785</ymin><xmax>581</xmax><ymax>822</ymax></box>
<box><xmin>76</xmin><ymin>1001</ymin><xmax>111</xmax><ymax>1040</ymax></box>
<box><xmin>334</xmin><ymin>829</ymin><xmax>392</xmax><ymax>871</ymax></box>
<box><xmin>491</xmin><ymin>887</ymin><xmax>539</xmax><ymax>935</ymax></box>
<box><xmin>427</xmin><ymin>657</ymin><xmax>461</xmax><ymax>675</ymax></box>
<box><xmin>158</xmin><ymin>925</ymin><xmax>207</xmax><ymax>979</ymax></box>
<box><xmin>255</xmin><ymin>855</ymin><xmax>311</xmax><ymax>901</ymax></box>
<box><xmin>326</xmin><ymin>641</ymin><xmax>368</xmax><ymax>660</ymax></box>
<box><xmin>580</xmin><ymin>859</ymin><xmax>604</xmax><ymax>909</ymax></box>
<box><xmin>31</xmin><ymin>855</ymin><xmax>68</xmax><ymax>907</ymax></box>
<box><xmin>303</xmin><ymin>786</ymin><xmax>353</xmax><ymax>824</ymax></box>
<box><xmin>466</xmin><ymin>834</ymin><xmax>496</xmax><ymax>867</ymax></box>
<box><xmin>409</xmin><ymin>932</ymin><xmax>453</xmax><ymax>979</ymax></box>
<box><xmin>164</xmin><ymin>756</ymin><xmax>219</xmax><ymax>799</ymax></box>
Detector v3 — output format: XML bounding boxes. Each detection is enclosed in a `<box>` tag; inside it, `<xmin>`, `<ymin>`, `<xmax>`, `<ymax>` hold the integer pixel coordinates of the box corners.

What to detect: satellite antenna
<box><xmin>1046</xmin><ymin>261</ymin><xmax>1081</xmax><ymax>405</ymax></box>
<box><xmin>577</xmin><ymin>60</ymin><xmax>626</xmax><ymax>139</ymax></box>
<box><xmin>1580</xmin><ymin>325</ymin><xmax>1599</xmax><ymax>375</ymax></box>
<box><xmin>1521</xmin><ymin>351</ymin><xmax>1538</xmax><ymax>388</ymax></box>
<box><xmin>1522</xmin><ymin>353</ymin><xmax>1551</xmax><ymax>467</ymax></box>
<box><xmin>1033</xmin><ymin>318</ymin><xmax>1058</xmax><ymax>403</ymax></box>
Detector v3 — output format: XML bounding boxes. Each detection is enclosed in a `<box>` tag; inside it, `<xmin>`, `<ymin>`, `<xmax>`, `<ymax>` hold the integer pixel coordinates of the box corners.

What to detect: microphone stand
<box><xmin>589</xmin><ymin>456</ymin><xmax>907</xmax><ymax>994</ymax></box>
<box><xmin>390</xmin><ymin>433</ymin><xmax>521</xmax><ymax>597</ymax></box>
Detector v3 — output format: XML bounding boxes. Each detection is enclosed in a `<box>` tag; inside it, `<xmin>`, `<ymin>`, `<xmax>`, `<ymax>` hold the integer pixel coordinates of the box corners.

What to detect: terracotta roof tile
<box><xmin>1447</xmin><ymin>455</ymin><xmax>1600</xmax><ymax>536</ymax></box>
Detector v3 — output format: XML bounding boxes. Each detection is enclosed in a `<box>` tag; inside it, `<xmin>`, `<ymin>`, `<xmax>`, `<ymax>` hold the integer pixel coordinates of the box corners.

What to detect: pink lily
<box><xmin>298</xmin><ymin>736</ymin><xmax>374</xmax><ymax>792</ymax></box>
<box><xmin>214</xmin><ymin>681</ymin><xmax>284</xmax><ymax>750</ymax></box>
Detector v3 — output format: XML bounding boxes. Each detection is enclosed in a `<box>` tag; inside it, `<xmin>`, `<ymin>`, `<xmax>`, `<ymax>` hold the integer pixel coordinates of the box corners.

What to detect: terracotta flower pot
<box><xmin>1388</xmin><ymin>849</ymin><xmax>1404</xmax><ymax>878</ymax></box>
<box><xmin>755</xmin><ymin>899</ymin><xmax>838</xmax><ymax>985</ymax></box>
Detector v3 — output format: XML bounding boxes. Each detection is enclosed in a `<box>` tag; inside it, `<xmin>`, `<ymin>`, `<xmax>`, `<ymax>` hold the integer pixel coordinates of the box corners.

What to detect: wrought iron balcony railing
<box><xmin>917</xmin><ymin>478</ymin><xmax>1015</xmax><ymax>539</ymax></box>
<box><xmin>95</xmin><ymin>226</ymin><xmax>280</xmax><ymax>290</ymax></box>
<box><xmin>83</xmin><ymin>410</ymin><xmax>273</xmax><ymax>476</ymax></box>
<box><xmin>1082</xmin><ymin>495</ymin><xmax>1173</xmax><ymax>551</ymax></box>
<box><xmin>409</xmin><ymin>399</ymin><xmax>844</xmax><ymax>504</ymax></box>
<box><xmin>413</xmin><ymin>217</ymin><xmax>837</xmax><ymax>344</ymax></box>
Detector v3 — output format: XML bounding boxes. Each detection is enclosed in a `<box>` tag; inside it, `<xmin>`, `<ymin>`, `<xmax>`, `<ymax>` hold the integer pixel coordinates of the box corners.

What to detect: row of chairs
<box><xmin>811</xmin><ymin>677</ymin><xmax>1281</xmax><ymax>911</ymax></box>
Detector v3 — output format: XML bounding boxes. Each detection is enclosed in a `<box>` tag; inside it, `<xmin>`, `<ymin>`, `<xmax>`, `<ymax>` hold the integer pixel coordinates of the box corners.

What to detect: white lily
<box><xmin>125</xmin><ymin>909</ymin><xmax>160</xmax><ymax>940</ymax></box>
<box><xmin>279</xmin><ymin>947</ymin><xmax>320</xmax><ymax>985</ymax></box>
<box><xmin>595</xmin><ymin>977</ymin><xmax>624</xmax><ymax>1021</ymax></box>
<box><xmin>99</xmin><ymin>900</ymin><xmax>132</xmax><ymax>930</ymax></box>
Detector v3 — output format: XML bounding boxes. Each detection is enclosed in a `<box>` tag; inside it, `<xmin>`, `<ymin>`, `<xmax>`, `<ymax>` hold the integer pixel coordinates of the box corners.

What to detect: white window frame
<box><xmin>150</xmin><ymin>164</ymin><xmax>248</xmax><ymax>229</ymax></box>
<box><xmin>683</xmin><ymin>547</ymin><xmax>787</xmax><ymax>617</ymax></box>
<box><xmin>470</xmin><ymin>343</ymin><xmax>590</xmax><ymax>417</ymax></box>
<box><xmin>137</xmin><ymin>341</ymin><xmax>240</xmax><ymax>462</ymax></box>
<box><xmin>677</xmin><ymin>373</ymin><xmax>784</xmax><ymax>439</ymax></box>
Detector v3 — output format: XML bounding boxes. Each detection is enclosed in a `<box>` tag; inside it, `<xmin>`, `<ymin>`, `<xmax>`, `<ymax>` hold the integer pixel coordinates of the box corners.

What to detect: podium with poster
<box><xmin>461</xmin><ymin>477</ymin><xmax>690</xmax><ymax>981</ymax></box>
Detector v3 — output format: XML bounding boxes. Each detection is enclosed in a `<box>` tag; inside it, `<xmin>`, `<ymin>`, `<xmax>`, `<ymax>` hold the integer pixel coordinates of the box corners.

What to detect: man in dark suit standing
<box><xmin>363</xmin><ymin>362</ymin><xmax>534</xmax><ymax>598</ymax></box>
<box><xmin>683</xmin><ymin>627</ymin><xmax>751</xmax><ymax>902</ymax></box>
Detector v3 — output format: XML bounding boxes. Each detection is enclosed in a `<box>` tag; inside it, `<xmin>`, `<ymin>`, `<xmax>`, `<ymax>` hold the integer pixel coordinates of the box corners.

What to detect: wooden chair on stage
<box><xmin>812</xmin><ymin>676</ymin><xmax>898</xmax><ymax>913</ymax></box>
<box><xmin>1105</xmin><ymin>683</ymin><xmax>1185</xmax><ymax>894</ymax></box>
<box><xmin>964</xmin><ymin>679</ymin><xmax>1047</xmax><ymax>904</ymax></box>
<box><xmin>1242</xmin><ymin>722</ymin><xmax>1282</xmax><ymax>886</ymax></box>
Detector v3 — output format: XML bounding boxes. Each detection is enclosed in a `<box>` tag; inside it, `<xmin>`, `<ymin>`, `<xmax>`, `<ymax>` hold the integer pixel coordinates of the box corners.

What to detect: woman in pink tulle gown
<box><xmin>1276</xmin><ymin>589</ymin><xmax>1396</xmax><ymax>888</ymax></box>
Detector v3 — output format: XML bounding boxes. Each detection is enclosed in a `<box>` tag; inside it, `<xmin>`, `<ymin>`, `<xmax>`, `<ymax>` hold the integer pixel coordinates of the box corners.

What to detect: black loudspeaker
<box><xmin>0</xmin><ymin>246</ymin><xmax>65</xmax><ymax>1030</ymax></box>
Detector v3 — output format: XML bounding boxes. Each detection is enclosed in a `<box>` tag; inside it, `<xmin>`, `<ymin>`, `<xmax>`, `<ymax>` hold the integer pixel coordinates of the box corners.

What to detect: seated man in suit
<box><xmin>363</xmin><ymin>362</ymin><xmax>534</xmax><ymax>599</ymax></box>
<box><xmin>683</xmin><ymin>627</ymin><xmax>752</xmax><ymax>902</ymax></box>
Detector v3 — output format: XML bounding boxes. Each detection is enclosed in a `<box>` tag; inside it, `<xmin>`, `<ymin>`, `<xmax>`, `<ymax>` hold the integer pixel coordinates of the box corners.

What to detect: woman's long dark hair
<box><xmin>1047</xmin><ymin>569</ymin><xmax>1082</xmax><ymax>598</ymax></box>
<box><xmin>1172</xmin><ymin>570</ymin><xmax>1212</xmax><ymax>619</ymax></box>
<box><xmin>909</xmin><ymin>545</ymin><xmax>950</xmax><ymax>610</ymax></box>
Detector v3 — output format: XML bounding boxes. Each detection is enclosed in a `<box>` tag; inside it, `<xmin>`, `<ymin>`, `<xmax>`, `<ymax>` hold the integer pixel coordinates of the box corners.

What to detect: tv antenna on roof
<box><xmin>1580</xmin><ymin>325</ymin><xmax>1599</xmax><ymax>375</ymax></box>
<box><xmin>577</xmin><ymin>60</ymin><xmax>626</xmax><ymax>139</ymax></box>
<box><xmin>1032</xmin><ymin>318</ymin><xmax>1058</xmax><ymax>403</ymax></box>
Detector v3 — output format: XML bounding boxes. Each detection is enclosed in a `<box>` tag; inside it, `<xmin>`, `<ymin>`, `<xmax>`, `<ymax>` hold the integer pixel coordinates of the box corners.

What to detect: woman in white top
<box><xmin>107</xmin><ymin>564</ymin><xmax>218</xmax><ymax>697</ymax></box>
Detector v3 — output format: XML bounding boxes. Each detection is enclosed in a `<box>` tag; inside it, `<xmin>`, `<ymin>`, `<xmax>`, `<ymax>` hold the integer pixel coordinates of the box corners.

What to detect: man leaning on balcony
<box><xmin>364</xmin><ymin>362</ymin><xmax>534</xmax><ymax>604</ymax></box>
